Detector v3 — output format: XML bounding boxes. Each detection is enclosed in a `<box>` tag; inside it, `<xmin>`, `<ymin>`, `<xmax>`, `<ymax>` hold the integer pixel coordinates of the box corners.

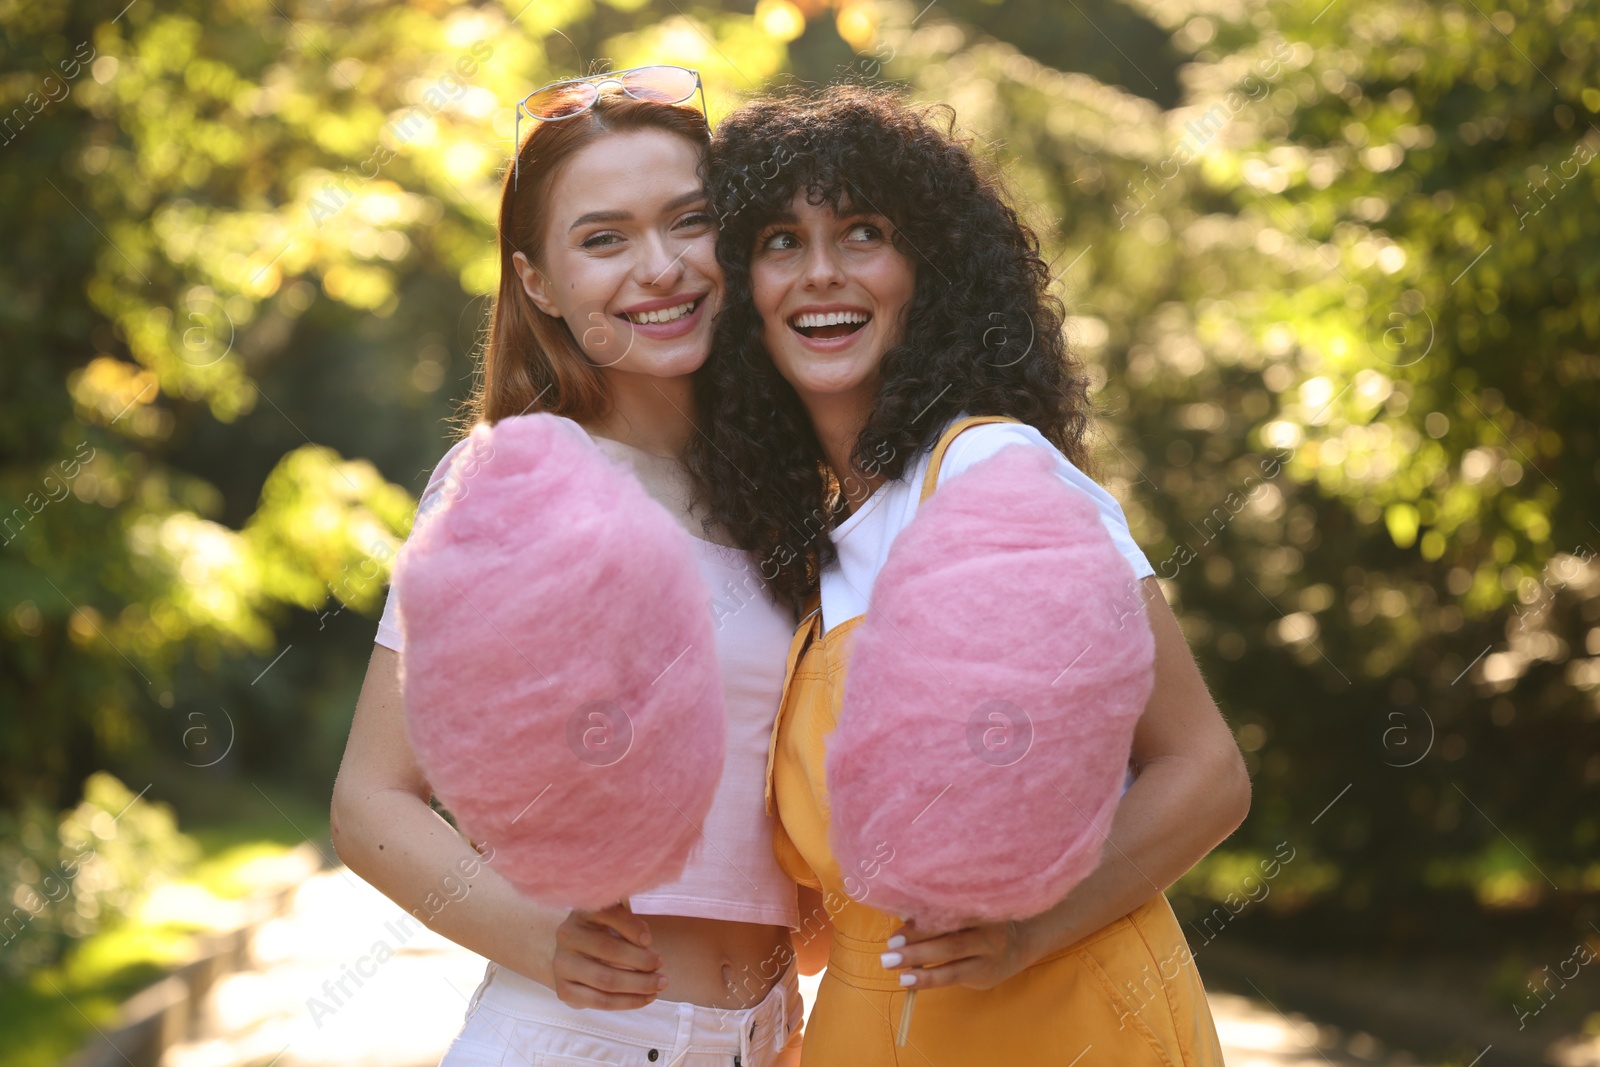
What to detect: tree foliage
<box><xmin>880</xmin><ymin>0</ymin><xmax>1600</xmax><ymax>935</ymax></box>
<box><xmin>2</xmin><ymin>0</ymin><xmax>1596</xmax><ymax>954</ymax></box>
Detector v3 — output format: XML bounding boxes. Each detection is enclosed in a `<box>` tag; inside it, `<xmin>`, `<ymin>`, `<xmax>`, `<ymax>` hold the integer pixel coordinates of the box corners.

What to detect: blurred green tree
<box><xmin>879</xmin><ymin>0</ymin><xmax>1600</xmax><ymax>939</ymax></box>
<box><xmin>0</xmin><ymin>0</ymin><xmax>786</xmax><ymax>817</ymax></box>
<box><xmin>2</xmin><ymin>0</ymin><xmax>1595</xmax><ymax>963</ymax></box>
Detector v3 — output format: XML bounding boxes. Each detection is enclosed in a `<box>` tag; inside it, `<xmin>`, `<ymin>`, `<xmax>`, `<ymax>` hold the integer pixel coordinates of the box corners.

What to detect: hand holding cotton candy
<box><xmin>826</xmin><ymin>443</ymin><xmax>1156</xmax><ymax>931</ymax></box>
<box><xmin>393</xmin><ymin>413</ymin><xmax>726</xmax><ymax>911</ymax></box>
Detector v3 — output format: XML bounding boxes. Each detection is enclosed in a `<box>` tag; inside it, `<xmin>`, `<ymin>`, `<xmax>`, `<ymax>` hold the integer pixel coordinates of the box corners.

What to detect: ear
<box><xmin>511</xmin><ymin>250</ymin><xmax>561</xmax><ymax>318</ymax></box>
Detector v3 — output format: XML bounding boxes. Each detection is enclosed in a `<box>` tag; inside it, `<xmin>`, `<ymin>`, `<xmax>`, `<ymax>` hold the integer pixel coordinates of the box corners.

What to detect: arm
<box><xmin>883</xmin><ymin>576</ymin><xmax>1251</xmax><ymax>988</ymax></box>
<box><xmin>330</xmin><ymin>643</ymin><xmax>668</xmax><ymax>1008</ymax></box>
<box><xmin>1018</xmin><ymin>575</ymin><xmax>1251</xmax><ymax>949</ymax></box>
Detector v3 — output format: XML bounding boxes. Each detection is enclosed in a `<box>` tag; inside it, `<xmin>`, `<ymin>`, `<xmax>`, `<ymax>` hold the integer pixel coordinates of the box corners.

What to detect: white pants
<box><xmin>438</xmin><ymin>958</ymin><xmax>802</xmax><ymax>1067</ymax></box>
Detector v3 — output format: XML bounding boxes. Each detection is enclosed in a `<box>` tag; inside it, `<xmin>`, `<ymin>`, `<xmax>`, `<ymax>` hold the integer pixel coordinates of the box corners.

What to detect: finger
<box><xmin>560</xmin><ymin>953</ymin><xmax>671</xmax><ymax>997</ymax></box>
<box><xmin>580</xmin><ymin>904</ymin><xmax>655</xmax><ymax>948</ymax></box>
<box><xmin>888</xmin><ymin>918</ymin><xmax>972</xmax><ymax>947</ymax></box>
<box><xmin>556</xmin><ymin>978</ymin><xmax>661</xmax><ymax>1011</ymax></box>
<box><xmin>895</xmin><ymin>956</ymin><xmax>988</xmax><ymax>992</ymax></box>
<box><xmin>883</xmin><ymin>930</ymin><xmax>980</xmax><ymax>971</ymax></box>
<box><xmin>560</xmin><ymin>921</ymin><xmax>662</xmax><ymax>973</ymax></box>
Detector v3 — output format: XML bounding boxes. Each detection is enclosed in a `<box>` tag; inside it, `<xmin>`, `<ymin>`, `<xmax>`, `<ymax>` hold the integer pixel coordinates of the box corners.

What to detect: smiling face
<box><xmin>513</xmin><ymin>127</ymin><xmax>720</xmax><ymax>381</ymax></box>
<box><xmin>749</xmin><ymin>192</ymin><xmax>917</xmax><ymax>411</ymax></box>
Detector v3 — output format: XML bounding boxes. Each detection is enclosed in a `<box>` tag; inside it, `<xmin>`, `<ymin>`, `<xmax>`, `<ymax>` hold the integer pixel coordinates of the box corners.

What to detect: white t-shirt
<box><xmin>820</xmin><ymin>416</ymin><xmax>1156</xmax><ymax>635</ymax></box>
<box><xmin>374</xmin><ymin>418</ymin><xmax>801</xmax><ymax>928</ymax></box>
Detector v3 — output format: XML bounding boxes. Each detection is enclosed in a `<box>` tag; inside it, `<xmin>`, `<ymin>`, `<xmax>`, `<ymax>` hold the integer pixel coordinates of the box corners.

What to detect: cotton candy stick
<box><xmin>897</xmin><ymin>951</ymin><xmax>916</xmax><ymax>1046</ymax></box>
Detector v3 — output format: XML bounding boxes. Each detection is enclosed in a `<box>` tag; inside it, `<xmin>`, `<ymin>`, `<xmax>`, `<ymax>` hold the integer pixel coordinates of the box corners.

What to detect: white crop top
<box><xmin>374</xmin><ymin>418</ymin><xmax>801</xmax><ymax>929</ymax></box>
<box><xmin>820</xmin><ymin>415</ymin><xmax>1157</xmax><ymax>635</ymax></box>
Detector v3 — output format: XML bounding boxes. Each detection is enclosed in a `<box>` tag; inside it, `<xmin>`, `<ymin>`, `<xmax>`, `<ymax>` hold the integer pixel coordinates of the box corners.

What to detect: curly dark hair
<box><xmin>686</xmin><ymin>83</ymin><xmax>1096</xmax><ymax>610</ymax></box>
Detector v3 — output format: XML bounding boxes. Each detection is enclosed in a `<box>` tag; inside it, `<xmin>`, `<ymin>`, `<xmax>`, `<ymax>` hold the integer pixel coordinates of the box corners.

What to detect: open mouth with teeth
<box><xmin>622</xmin><ymin>297</ymin><xmax>702</xmax><ymax>326</ymax></box>
<box><xmin>790</xmin><ymin>310</ymin><xmax>872</xmax><ymax>340</ymax></box>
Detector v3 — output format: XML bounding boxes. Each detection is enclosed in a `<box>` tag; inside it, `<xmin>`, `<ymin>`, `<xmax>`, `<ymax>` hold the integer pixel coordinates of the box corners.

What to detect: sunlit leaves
<box><xmin>244</xmin><ymin>445</ymin><xmax>416</xmax><ymax>616</ymax></box>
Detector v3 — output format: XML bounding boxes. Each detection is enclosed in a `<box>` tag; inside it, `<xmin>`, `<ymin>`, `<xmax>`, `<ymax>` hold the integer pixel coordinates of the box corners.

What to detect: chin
<box><xmin>621</xmin><ymin>339</ymin><xmax>709</xmax><ymax>379</ymax></box>
<box><xmin>793</xmin><ymin>373</ymin><xmax>874</xmax><ymax>400</ymax></box>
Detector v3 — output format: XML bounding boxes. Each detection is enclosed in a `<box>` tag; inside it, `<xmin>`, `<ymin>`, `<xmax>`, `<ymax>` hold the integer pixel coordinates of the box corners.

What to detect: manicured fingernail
<box><xmin>880</xmin><ymin>952</ymin><xmax>903</xmax><ymax>968</ymax></box>
<box><xmin>899</xmin><ymin>973</ymin><xmax>917</xmax><ymax>987</ymax></box>
<box><xmin>658</xmin><ymin>975</ymin><xmax>668</xmax><ymax>989</ymax></box>
<box><xmin>886</xmin><ymin>935</ymin><xmax>907</xmax><ymax>950</ymax></box>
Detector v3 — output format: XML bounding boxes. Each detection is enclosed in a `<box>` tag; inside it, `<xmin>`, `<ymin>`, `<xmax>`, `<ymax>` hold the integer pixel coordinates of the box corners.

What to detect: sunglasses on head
<box><xmin>513</xmin><ymin>65</ymin><xmax>707</xmax><ymax>188</ymax></box>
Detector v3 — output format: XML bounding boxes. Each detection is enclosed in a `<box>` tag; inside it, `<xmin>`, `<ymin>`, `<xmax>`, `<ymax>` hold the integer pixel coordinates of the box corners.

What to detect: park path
<box><xmin>157</xmin><ymin>867</ymin><xmax>1419</xmax><ymax>1067</ymax></box>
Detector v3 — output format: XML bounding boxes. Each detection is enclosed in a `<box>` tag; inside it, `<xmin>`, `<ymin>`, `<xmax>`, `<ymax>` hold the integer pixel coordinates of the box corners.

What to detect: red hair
<box><xmin>463</xmin><ymin>92</ymin><xmax>710</xmax><ymax>428</ymax></box>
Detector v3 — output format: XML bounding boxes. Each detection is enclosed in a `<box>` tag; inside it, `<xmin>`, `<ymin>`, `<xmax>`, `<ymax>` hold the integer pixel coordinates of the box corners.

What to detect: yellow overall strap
<box><xmin>917</xmin><ymin>414</ymin><xmax>1024</xmax><ymax>504</ymax></box>
<box><xmin>765</xmin><ymin>589</ymin><xmax>822</xmax><ymax>816</ymax></box>
<box><xmin>764</xmin><ymin>416</ymin><xmax>1022</xmax><ymax>815</ymax></box>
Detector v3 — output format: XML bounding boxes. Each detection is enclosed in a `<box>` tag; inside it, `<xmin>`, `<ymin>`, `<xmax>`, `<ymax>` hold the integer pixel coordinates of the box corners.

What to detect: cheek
<box><xmin>884</xmin><ymin>255</ymin><xmax>916</xmax><ymax>308</ymax></box>
<box><xmin>539</xmin><ymin>255</ymin><xmax>632</xmax><ymax>361</ymax></box>
<box><xmin>862</xmin><ymin>255</ymin><xmax>916</xmax><ymax>343</ymax></box>
<box><xmin>550</xmin><ymin>254</ymin><xmax>618</xmax><ymax>315</ymax></box>
<box><xmin>750</xmin><ymin>266</ymin><xmax>802</xmax><ymax>374</ymax></box>
<box><xmin>534</xmin><ymin>246</ymin><xmax>575</xmax><ymax>310</ymax></box>
<box><xmin>684</xmin><ymin>236</ymin><xmax>723</xmax><ymax>291</ymax></box>
<box><xmin>750</xmin><ymin>264</ymin><xmax>785</xmax><ymax>325</ymax></box>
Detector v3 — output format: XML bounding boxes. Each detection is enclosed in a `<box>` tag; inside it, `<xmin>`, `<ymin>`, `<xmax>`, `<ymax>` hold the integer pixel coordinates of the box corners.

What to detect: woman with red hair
<box><xmin>331</xmin><ymin>69</ymin><xmax>809</xmax><ymax>1067</ymax></box>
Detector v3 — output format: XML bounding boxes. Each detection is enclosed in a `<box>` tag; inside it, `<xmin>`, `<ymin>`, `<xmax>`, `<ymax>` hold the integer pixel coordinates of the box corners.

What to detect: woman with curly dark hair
<box><xmin>687</xmin><ymin>84</ymin><xmax>1246</xmax><ymax>1063</ymax></box>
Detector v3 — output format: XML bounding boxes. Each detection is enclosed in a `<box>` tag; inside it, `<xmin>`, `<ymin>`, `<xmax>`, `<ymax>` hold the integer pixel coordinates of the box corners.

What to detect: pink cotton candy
<box><xmin>393</xmin><ymin>413</ymin><xmax>726</xmax><ymax>911</ymax></box>
<box><xmin>826</xmin><ymin>444</ymin><xmax>1154</xmax><ymax>929</ymax></box>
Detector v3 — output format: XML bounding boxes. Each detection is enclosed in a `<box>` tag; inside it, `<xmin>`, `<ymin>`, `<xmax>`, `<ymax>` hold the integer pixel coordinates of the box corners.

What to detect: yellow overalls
<box><xmin>765</xmin><ymin>415</ymin><xmax>1225</xmax><ymax>1066</ymax></box>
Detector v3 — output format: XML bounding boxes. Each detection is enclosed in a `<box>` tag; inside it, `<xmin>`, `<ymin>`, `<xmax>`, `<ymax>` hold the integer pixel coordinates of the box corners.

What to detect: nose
<box><xmin>800</xmin><ymin>240</ymin><xmax>845</xmax><ymax>291</ymax></box>
<box><xmin>637</xmin><ymin>231</ymin><xmax>687</xmax><ymax>290</ymax></box>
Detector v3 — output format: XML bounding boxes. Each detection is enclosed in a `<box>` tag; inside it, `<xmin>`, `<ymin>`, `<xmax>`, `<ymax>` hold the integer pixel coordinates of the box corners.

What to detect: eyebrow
<box><xmin>758</xmin><ymin>203</ymin><xmax>882</xmax><ymax>229</ymax></box>
<box><xmin>569</xmin><ymin>190</ymin><xmax>708</xmax><ymax>232</ymax></box>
